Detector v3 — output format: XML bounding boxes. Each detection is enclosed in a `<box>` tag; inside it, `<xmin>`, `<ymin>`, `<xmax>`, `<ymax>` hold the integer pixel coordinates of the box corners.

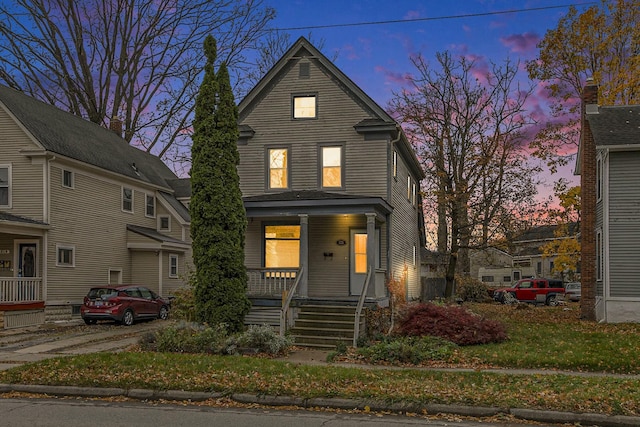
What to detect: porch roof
<box><xmin>0</xmin><ymin>212</ymin><xmax>49</xmax><ymax>229</ymax></box>
<box><xmin>243</xmin><ymin>190</ymin><xmax>392</xmax><ymax>220</ymax></box>
<box><xmin>126</xmin><ymin>224</ymin><xmax>190</xmax><ymax>251</ymax></box>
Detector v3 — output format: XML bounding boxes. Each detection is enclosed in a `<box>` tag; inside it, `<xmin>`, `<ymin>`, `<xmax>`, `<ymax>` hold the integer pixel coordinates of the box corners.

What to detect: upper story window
<box><xmin>407</xmin><ymin>176</ymin><xmax>412</xmax><ymax>201</ymax></box>
<box><xmin>158</xmin><ymin>215</ymin><xmax>170</xmax><ymax>231</ymax></box>
<box><xmin>596</xmin><ymin>155</ymin><xmax>602</xmax><ymax>202</ymax></box>
<box><xmin>145</xmin><ymin>194</ymin><xmax>155</xmax><ymax>217</ymax></box>
<box><xmin>62</xmin><ymin>169</ymin><xmax>74</xmax><ymax>188</ymax></box>
<box><xmin>268</xmin><ymin>147</ymin><xmax>289</xmax><ymax>189</ymax></box>
<box><xmin>0</xmin><ymin>165</ymin><xmax>10</xmax><ymax>207</ymax></box>
<box><xmin>293</xmin><ymin>95</ymin><xmax>316</xmax><ymax>119</ymax></box>
<box><xmin>392</xmin><ymin>151</ymin><xmax>397</xmax><ymax>178</ymax></box>
<box><xmin>122</xmin><ymin>187</ymin><xmax>133</xmax><ymax>212</ymax></box>
<box><xmin>321</xmin><ymin>145</ymin><xmax>343</xmax><ymax>189</ymax></box>
<box><xmin>412</xmin><ymin>181</ymin><xmax>417</xmax><ymax>206</ymax></box>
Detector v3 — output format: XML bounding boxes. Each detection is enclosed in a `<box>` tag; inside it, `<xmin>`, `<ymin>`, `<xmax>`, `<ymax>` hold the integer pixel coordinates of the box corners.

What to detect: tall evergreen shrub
<box><xmin>190</xmin><ymin>35</ymin><xmax>250</xmax><ymax>332</ymax></box>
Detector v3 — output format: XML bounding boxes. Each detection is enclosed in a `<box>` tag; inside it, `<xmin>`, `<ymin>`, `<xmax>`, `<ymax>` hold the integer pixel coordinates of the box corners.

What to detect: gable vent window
<box><xmin>299</xmin><ymin>62</ymin><xmax>310</xmax><ymax>78</ymax></box>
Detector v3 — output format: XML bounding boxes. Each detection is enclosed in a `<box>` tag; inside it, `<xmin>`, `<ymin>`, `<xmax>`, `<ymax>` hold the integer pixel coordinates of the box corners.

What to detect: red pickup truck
<box><xmin>494</xmin><ymin>278</ymin><xmax>565</xmax><ymax>306</ymax></box>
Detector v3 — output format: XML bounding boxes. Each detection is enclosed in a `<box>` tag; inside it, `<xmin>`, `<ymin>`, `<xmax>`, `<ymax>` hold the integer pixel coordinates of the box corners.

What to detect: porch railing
<box><xmin>353</xmin><ymin>267</ymin><xmax>373</xmax><ymax>348</ymax></box>
<box><xmin>246</xmin><ymin>268</ymin><xmax>299</xmax><ymax>297</ymax></box>
<box><xmin>280</xmin><ymin>267</ymin><xmax>303</xmax><ymax>337</ymax></box>
<box><xmin>0</xmin><ymin>278</ymin><xmax>43</xmax><ymax>303</ymax></box>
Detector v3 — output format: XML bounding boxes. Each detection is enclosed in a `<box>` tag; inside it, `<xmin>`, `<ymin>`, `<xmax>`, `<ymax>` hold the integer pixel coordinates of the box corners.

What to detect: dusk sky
<box><xmin>266</xmin><ymin>0</ymin><xmax>598</xmax><ymax>199</ymax></box>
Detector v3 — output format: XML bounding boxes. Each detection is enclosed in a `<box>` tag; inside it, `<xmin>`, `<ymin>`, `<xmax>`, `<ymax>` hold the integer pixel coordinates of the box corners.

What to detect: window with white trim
<box><xmin>158</xmin><ymin>215</ymin><xmax>170</xmax><ymax>231</ymax></box>
<box><xmin>0</xmin><ymin>165</ymin><xmax>10</xmax><ymax>207</ymax></box>
<box><xmin>320</xmin><ymin>145</ymin><xmax>342</xmax><ymax>188</ymax></box>
<box><xmin>62</xmin><ymin>169</ymin><xmax>74</xmax><ymax>188</ymax></box>
<box><xmin>122</xmin><ymin>187</ymin><xmax>133</xmax><ymax>212</ymax></box>
<box><xmin>407</xmin><ymin>176</ymin><xmax>412</xmax><ymax>201</ymax></box>
<box><xmin>145</xmin><ymin>194</ymin><xmax>155</xmax><ymax>217</ymax></box>
<box><xmin>293</xmin><ymin>95</ymin><xmax>316</xmax><ymax>118</ymax></box>
<box><xmin>169</xmin><ymin>254</ymin><xmax>179</xmax><ymax>278</ymax></box>
<box><xmin>56</xmin><ymin>245</ymin><xmax>75</xmax><ymax>267</ymax></box>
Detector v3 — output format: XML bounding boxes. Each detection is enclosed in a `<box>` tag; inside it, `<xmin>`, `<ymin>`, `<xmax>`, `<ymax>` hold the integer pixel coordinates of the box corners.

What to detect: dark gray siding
<box><xmin>608</xmin><ymin>151</ymin><xmax>640</xmax><ymax>297</ymax></box>
<box><xmin>238</xmin><ymin>58</ymin><xmax>388</xmax><ymax>199</ymax></box>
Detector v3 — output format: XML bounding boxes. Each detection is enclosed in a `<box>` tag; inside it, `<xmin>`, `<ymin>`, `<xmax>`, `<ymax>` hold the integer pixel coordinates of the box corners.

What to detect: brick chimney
<box><xmin>110</xmin><ymin>116</ymin><xmax>123</xmax><ymax>137</ymax></box>
<box><xmin>580</xmin><ymin>78</ymin><xmax>598</xmax><ymax>321</ymax></box>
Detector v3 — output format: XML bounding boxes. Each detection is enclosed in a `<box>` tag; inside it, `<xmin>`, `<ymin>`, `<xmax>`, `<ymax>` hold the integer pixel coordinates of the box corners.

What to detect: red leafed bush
<box><xmin>395</xmin><ymin>303</ymin><xmax>507</xmax><ymax>346</ymax></box>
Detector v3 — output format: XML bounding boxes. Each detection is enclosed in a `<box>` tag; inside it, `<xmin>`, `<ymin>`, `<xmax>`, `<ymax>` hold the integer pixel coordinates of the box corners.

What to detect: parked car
<box><xmin>564</xmin><ymin>282</ymin><xmax>581</xmax><ymax>302</ymax></box>
<box><xmin>80</xmin><ymin>285</ymin><xmax>170</xmax><ymax>326</ymax></box>
<box><xmin>494</xmin><ymin>278</ymin><xmax>565</xmax><ymax>306</ymax></box>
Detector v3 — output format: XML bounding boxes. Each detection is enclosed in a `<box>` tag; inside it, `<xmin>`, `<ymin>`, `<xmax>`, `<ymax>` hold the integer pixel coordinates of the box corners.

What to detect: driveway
<box><xmin>0</xmin><ymin>319</ymin><xmax>165</xmax><ymax>370</ymax></box>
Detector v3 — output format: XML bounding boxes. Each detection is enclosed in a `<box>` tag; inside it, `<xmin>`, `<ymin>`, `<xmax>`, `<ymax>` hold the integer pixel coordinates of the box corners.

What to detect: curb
<box><xmin>2</xmin><ymin>383</ymin><xmax>640</xmax><ymax>426</ymax></box>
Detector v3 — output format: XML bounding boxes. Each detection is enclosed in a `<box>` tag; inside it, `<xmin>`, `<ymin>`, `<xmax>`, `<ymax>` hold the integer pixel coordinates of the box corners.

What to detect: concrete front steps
<box><xmin>289</xmin><ymin>304</ymin><xmax>364</xmax><ymax>349</ymax></box>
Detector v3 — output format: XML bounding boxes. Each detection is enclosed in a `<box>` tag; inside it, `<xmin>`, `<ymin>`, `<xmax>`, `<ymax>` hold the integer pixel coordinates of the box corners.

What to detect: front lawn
<box><xmin>457</xmin><ymin>303</ymin><xmax>640</xmax><ymax>373</ymax></box>
<box><xmin>2</xmin><ymin>303</ymin><xmax>640</xmax><ymax>416</ymax></box>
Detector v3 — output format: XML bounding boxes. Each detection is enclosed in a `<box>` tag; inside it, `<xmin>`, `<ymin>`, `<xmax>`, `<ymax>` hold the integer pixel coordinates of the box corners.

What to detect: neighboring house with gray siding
<box><xmin>0</xmin><ymin>84</ymin><xmax>191</xmax><ymax>328</ymax></box>
<box><xmin>577</xmin><ymin>88</ymin><xmax>640</xmax><ymax>322</ymax></box>
<box><xmin>237</xmin><ymin>37</ymin><xmax>425</xmax><ymax>319</ymax></box>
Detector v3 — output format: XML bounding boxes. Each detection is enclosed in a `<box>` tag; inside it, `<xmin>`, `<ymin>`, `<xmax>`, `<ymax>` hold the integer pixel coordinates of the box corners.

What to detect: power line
<box><xmin>272</xmin><ymin>2</ymin><xmax>597</xmax><ymax>31</ymax></box>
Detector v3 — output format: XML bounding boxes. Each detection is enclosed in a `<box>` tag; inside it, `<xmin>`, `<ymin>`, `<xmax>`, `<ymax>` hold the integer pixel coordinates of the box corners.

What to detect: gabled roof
<box><xmin>238</xmin><ymin>37</ymin><xmax>424</xmax><ymax>180</ymax></box>
<box><xmin>0</xmin><ymin>84</ymin><xmax>179</xmax><ymax>190</ymax></box>
<box><xmin>513</xmin><ymin>222</ymin><xmax>579</xmax><ymax>243</ymax></box>
<box><xmin>587</xmin><ymin>105</ymin><xmax>640</xmax><ymax>146</ymax></box>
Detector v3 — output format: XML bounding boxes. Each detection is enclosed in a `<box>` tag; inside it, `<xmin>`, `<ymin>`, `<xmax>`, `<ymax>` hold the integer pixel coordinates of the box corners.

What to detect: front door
<box><xmin>349</xmin><ymin>229</ymin><xmax>379</xmax><ymax>296</ymax></box>
<box><xmin>18</xmin><ymin>243</ymin><xmax>37</xmax><ymax>278</ymax></box>
<box><xmin>349</xmin><ymin>231</ymin><xmax>368</xmax><ymax>296</ymax></box>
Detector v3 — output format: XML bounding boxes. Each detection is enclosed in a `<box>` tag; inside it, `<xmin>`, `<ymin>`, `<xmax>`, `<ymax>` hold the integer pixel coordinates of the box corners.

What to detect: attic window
<box><xmin>299</xmin><ymin>62</ymin><xmax>310</xmax><ymax>78</ymax></box>
<box><xmin>293</xmin><ymin>95</ymin><xmax>316</xmax><ymax>119</ymax></box>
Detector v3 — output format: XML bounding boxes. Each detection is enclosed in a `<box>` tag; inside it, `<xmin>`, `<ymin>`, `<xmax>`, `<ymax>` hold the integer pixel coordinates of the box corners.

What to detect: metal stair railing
<box><xmin>353</xmin><ymin>267</ymin><xmax>373</xmax><ymax>347</ymax></box>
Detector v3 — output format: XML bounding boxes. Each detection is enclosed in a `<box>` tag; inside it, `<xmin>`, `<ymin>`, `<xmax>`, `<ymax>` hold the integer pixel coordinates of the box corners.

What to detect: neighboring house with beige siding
<box><xmin>0</xmin><ymin>84</ymin><xmax>191</xmax><ymax>328</ymax></box>
<box><xmin>236</xmin><ymin>37</ymin><xmax>425</xmax><ymax>344</ymax></box>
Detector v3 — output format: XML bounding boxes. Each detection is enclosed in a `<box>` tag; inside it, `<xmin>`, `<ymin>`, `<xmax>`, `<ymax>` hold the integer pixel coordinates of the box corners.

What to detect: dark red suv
<box><xmin>80</xmin><ymin>285</ymin><xmax>170</xmax><ymax>326</ymax></box>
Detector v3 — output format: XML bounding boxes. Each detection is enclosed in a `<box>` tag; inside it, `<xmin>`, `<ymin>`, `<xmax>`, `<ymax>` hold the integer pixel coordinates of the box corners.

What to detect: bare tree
<box><xmin>0</xmin><ymin>0</ymin><xmax>275</xmax><ymax>173</ymax></box>
<box><xmin>389</xmin><ymin>52</ymin><xmax>539</xmax><ymax>297</ymax></box>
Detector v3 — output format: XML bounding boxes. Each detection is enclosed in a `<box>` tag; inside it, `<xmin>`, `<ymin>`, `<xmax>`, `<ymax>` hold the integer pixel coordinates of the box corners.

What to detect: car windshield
<box><xmin>566</xmin><ymin>283</ymin><xmax>580</xmax><ymax>290</ymax></box>
<box><xmin>88</xmin><ymin>288</ymin><xmax>118</xmax><ymax>299</ymax></box>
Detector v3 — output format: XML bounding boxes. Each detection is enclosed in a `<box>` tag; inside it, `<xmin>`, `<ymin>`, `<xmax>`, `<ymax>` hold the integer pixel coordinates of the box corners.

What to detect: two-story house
<box><xmin>577</xmin><ymin>80</ymin><xmax>640</xmax><ymax>322</ymax></box>
<box><xmin>237</xmin><ymin>37</ymin><xmax>425</xmax><ymax>345</ymax></box>
<box><xmin>0</xmin><ymin>84</ymin><xmax>191</xmax><ymax>328</ymax></box>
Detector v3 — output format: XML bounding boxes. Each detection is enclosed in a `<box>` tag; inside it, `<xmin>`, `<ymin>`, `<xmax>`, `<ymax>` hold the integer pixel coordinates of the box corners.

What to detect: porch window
<box><xmin>122</xmin><ymin>187</ymin><xmax>133</xmax><ymax>212</ymax></box>
<box><xmin>169</xmin><ymin>254</ymin><xmax>179</xmax><ymax>278</ymax></box>
<box><xmin>0</xmin><ymin>165</ymin><xmax>10</xmax><ymax>207</ymax></box>
<box><xmin>268</xmin><ymin>148</ymin><xmax>289</xmax><ymax>189</ymax></box>
<box><xmin>145</xmin><ymin>194</ymin><xmax>155</xmax><ymax>217</ymax></box>
<box><xmin>265</xmin><ymin>225</ymin><xmax>300</xmax><ymax>271</ymax></box>
<box><xmin>321</xmin><ymin>145</ymin><xmax>342</xmax><ymax>188</ymax></box>
<box><xmin>293</xmin><ymin>95</ymin><xmax>316</xmax><ymax>118</ymax></box>
<box><xmin>56</xmin><ymin>245</ymin><xmax>75</xmax><ymax>267</ymax></box>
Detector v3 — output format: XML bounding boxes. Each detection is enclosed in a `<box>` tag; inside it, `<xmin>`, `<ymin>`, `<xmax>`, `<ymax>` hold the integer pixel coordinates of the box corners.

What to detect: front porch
<box><xmin>246</xmin><ymin>267</ymin><xmax>387</xmax><ymax>347</ymax></box>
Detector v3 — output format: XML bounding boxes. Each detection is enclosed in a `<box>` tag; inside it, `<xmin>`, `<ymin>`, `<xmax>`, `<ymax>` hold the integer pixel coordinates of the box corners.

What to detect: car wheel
<box><xmin>83</xmin><ymin>318</ymin><xmax>97</xmax><ymax>325</ymax></box>
<box><xmin>121</xmin><ymin>309</ymin><xmax>135</xmax><ymax>326</ymax></box>
<box><xmin>158</xmin><ymin>305</ymin><xmax>169</xmax><ymax>320</ymax></box>
<box><xmin>546</xmin><ymin>295</ymin><xmax>559</xmax><ymax>306</ymax></box>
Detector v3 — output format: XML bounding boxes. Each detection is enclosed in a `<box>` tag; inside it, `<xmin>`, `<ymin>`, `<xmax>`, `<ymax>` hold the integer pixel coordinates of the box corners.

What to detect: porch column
<box><xmin>366</xmin><ymin>213</ymin><xmax>376</xmax><ymax>297</ymax></box>
<box><xmin>298</xmin><ymin>214</ymin><xmax>309</xmax><ymax>297</ymax></box>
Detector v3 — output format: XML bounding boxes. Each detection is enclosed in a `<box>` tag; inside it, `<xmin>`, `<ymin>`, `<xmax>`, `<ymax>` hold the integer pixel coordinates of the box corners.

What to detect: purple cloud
<box><xmin>500</xmin><ymin>32</ymin><xmax>540</xmax><ymax>54</ymax></box>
